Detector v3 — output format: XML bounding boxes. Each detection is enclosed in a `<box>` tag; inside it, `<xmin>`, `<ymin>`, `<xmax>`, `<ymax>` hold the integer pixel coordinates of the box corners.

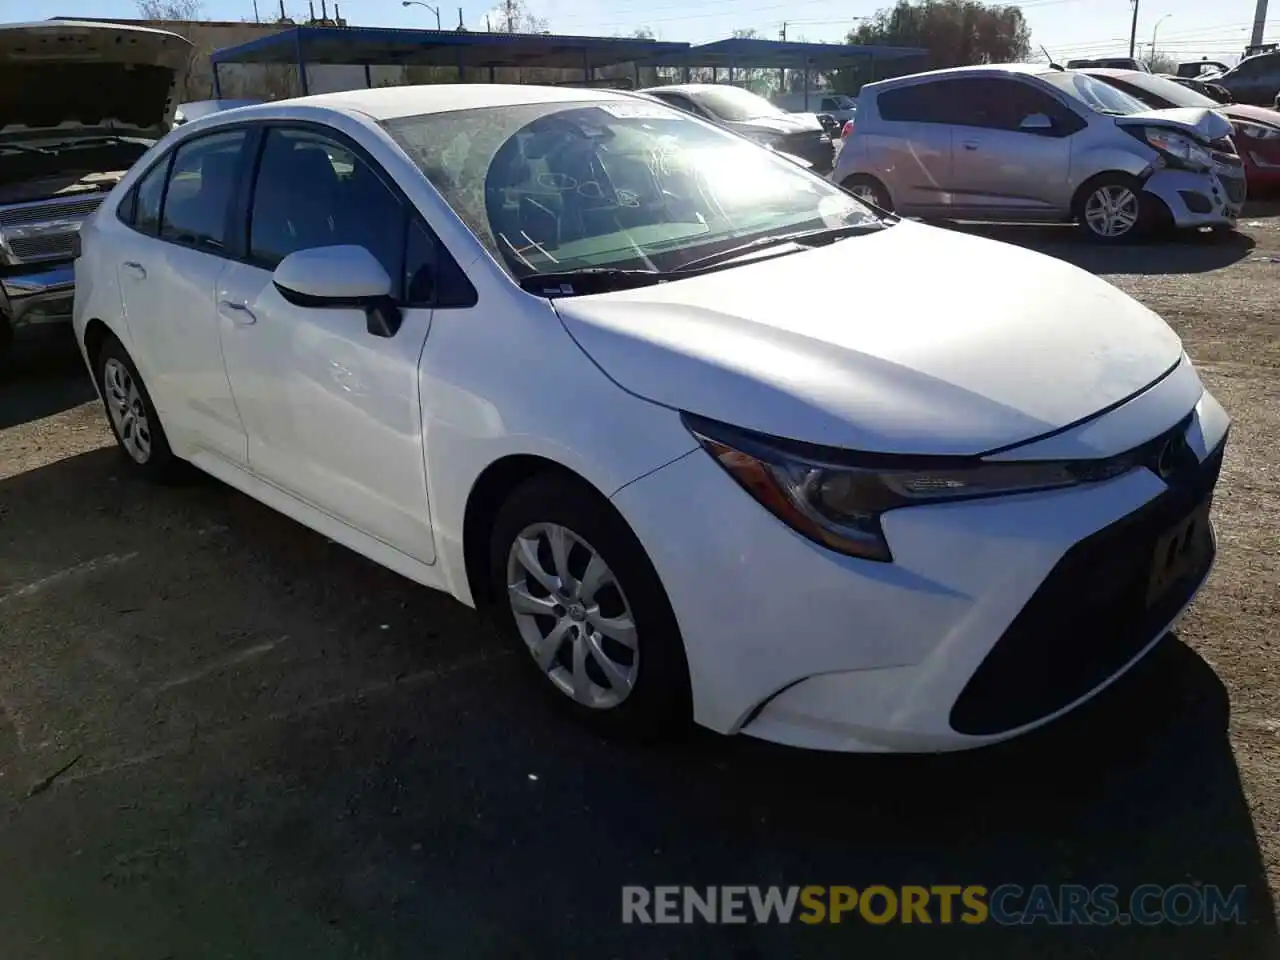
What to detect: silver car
<box><xmin>831</xmin><ymin>64</ymin><xmax>1246</xmax><ymax>241</ymax></box>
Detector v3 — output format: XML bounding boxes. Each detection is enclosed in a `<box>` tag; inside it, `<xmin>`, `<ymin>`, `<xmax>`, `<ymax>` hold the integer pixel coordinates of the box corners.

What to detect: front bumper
<box><xmin>1</xmin><ymin>261</ymin><xmax>75</xmax><ymax>331</ymax></box>
<box><xmin>1143</xmin><ymin>167</ymin><xmax>1245</xmax><ymax>227</ymax></box>
<box><xmin>611</xmin><ymin>358</ymin><xmax>1231</xmax><ymax>752</ymax></box>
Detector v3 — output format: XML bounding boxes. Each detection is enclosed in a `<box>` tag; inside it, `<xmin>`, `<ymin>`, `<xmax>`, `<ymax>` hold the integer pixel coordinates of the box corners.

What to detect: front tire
<box><xmin>95</xmin><ymin>336</ymin><xmax>184</xmax><ymax>482</ymax></box>
<box><xmin>488</xmin><ymin>472</ymin><xmax>692</xmax><ymax>742</ymax></box>
<box><xmin>1074</xmin><ymin>173</ymin><xmax>1148</xmax><ymax>242</ymax></box>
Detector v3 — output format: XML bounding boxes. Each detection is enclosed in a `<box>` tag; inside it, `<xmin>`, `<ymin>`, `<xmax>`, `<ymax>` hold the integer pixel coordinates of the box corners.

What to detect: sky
<box><xmin>4</xmin><ymin>0</ymin><xmax>1275</xmax><ymax>65</ymax></box>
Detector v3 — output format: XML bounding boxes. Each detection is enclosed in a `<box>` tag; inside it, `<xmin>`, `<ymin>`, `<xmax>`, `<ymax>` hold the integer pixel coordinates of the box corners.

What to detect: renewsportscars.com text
<box><xmin>621</xmin><ymin>884</ymin><xmax>1248</xmax><ymax>926</ymax></box>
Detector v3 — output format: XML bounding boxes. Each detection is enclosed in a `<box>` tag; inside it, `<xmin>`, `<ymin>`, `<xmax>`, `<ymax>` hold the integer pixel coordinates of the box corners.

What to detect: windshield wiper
<box><xmin>518</xmin><ymin>267</ymin><xmax>664</xmax><ymax>296</ymax></box>
<box><xmin>675</xmin><ymin>221</ymin><xmax>886</xmax><ymax>272</ymax></box>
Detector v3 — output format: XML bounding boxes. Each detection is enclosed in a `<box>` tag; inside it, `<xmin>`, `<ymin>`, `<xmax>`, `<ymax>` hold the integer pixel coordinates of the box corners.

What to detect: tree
<box><xmin>632</xmin><ymin>26</ymin><xmax>655</xmax><ymax>39</ymax></box>
<box><xmin>492</xmin><ymin>0</ymin><xmax>547</xmax><ymax>34</ymax></box>
<box><xmin>136</xmin><ymin>0</ymin><xmax>204</xmax><ymax>18</ymax></box>
<box><xmin>848</xmin><ymin>0</ymin><xmax>1031</xmax><ymax>69</ymax></box>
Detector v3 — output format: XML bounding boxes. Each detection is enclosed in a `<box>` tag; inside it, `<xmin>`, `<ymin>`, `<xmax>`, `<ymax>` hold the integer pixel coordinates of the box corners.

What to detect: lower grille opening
<box><xmin>949</xmin><ymin>440</ymin><xmax>1225</xmax><ymax>737</ymax></box>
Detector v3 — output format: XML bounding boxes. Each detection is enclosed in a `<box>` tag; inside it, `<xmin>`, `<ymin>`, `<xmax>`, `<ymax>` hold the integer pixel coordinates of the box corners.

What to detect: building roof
<box><xmin>210</xmin><ymin>24</ymin><xmax>690</xmax><ymax>70</ymax></box>
<box><xmin>654</xmin><ymin>37</ymin><xmax>928</xmax><ymax>68</ymax></box>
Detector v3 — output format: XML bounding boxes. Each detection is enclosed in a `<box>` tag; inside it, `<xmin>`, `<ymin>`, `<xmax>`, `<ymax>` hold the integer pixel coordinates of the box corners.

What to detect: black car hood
<box><xmin>0</xmin><ymin>20</ymin><xmax>192</xmax><ymax>141</ymax></box>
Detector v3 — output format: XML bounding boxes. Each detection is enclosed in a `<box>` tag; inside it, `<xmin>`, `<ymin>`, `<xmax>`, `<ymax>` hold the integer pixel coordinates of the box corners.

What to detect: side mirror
<box><xmin>272</xmin><ymin>245</ymin><xmax>402</xmax><ymax>338</ymax></box>
<box><xmin>1019</xmin><ymin>113</ymin><xmax>1055</xmax><ymax>133</ymax></box>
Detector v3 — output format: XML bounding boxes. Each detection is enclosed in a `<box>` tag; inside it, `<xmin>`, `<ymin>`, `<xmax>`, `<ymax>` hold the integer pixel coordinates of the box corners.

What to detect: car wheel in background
<box><xmin>842</xmin><ymin>174</ymin><xmax>894</xmax><ymax>214</ymax></box>
<box><xmin>488</xmin><ymin>471</ymin><xmax>692</xmax><ymax>742</ymax></box>
<box><xmin>95</xmin><ymin>335</ymin><xmax>184</xmax><ymax>482</ymax></box>
<box><xmin>1074</xmin><ymin>173</ymin><xmax>1153</xmax><ymax>243</ymax></box>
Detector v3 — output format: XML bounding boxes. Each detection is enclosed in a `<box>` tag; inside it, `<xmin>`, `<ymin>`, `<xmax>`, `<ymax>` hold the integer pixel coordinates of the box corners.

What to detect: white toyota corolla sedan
<box><xmin>73</xmin><ymin>84</ymin><xmax>1230</xmax><ymax>753</ymax></box>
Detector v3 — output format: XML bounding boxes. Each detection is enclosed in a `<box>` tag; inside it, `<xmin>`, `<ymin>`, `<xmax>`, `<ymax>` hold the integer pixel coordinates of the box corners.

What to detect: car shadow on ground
<box><xmin>945</xmin><ymin>221</ymin><xmax>1259</xmax><ymax>276</ymax></box>
<box><xmin>0</xmin><ymin>447</ymin><xmax>1274</xmax><ymax>957</ymax></box>
<box><xmin>0</xmin><ymin>333</ymin><xmax>95</xmax><ymax>430</ymax></box>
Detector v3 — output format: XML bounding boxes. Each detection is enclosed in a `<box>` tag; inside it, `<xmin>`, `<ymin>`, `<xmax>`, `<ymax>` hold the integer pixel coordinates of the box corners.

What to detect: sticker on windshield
<box><xmin>597</xmin><ymin>102</ymin><xmax>674</xmax><ymax>120</ymax></box>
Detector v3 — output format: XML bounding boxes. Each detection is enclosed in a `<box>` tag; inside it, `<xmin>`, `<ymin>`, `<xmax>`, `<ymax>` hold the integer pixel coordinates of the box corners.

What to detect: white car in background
<box><xmin>74</xmin><ymin>84</ymin><xmax>1229</xmax><ymax>752</ymax></box>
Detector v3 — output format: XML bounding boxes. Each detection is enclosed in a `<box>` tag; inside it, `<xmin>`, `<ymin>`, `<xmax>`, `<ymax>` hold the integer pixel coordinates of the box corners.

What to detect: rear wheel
<box><xmin>488</xmin><ymin>472</ymin><xmax>692</xmax><ymax>742</ymax></box>
<box><xmin>95</xmin><ymin>336</ymin><xmax>184</xmax><ymax>482</ymax></box>
<box><xmin>842</xmin><ymin>174</ymin><xmax>894</xmax><ymax>213</ymax></box>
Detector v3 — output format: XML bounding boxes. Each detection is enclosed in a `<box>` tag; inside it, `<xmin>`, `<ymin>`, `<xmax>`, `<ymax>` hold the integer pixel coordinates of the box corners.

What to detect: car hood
<box><xmin>0</xmin><ymin>20</ymin><xmax>192</xmax><ymax>141</ymax></box>
<box><xmin>725</xmin><ymin>113</ymin><xmax>825</xmax><ymax>135</ymax></box>
<box><xmin>1114</xmin><ymin>106</ymin><xmax>1234</xmax><ymax>141</ymax></box>
<box><xmin>553</xmin><ymin>222</ymin><xmax>1184</xmax><ymax>456</ymax></box>
<box><xmin>1222</xmin><ymin>103</ymin><xmax>1280</xmax><ymax>127</ymax></box>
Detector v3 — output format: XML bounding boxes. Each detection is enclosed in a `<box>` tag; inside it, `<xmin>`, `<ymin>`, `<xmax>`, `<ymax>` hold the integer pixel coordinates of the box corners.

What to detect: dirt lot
<box><xmin>2</xmin><ymin>214</ymin><xmax>1279</xmax><ymax>958</ymax></box>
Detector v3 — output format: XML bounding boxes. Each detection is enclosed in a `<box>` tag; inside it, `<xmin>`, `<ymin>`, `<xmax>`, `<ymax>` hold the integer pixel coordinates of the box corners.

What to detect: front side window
<box><xmin>382</xmin><ymin>99</ymin><xmax>875</xmax><ymax>280</ymax></box>
<box><xmin>687</xmin><ymin>86</ymin><xmax>786</xmax><ymax>122</ymax></box>
<box><xmin>248</xmin><ymin>127</ymin><xmax>406</xmax><ymax>282</ymax></box>
<box><xmin>160</xmin><ymin>129</ymin><xmax>248</xmax><ymax>252</ymax></box>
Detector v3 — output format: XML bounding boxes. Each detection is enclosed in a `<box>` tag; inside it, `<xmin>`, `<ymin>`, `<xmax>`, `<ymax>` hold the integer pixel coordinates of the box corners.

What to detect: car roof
<box><xmin>234</xmin><ymin>83</ymin><xmax>634</xmax><ymax>122</ymax></box>
<box><xmin>864</xmin><ymin>62</ymin><xmax>1059</xmax><ymax>91</ymax></box>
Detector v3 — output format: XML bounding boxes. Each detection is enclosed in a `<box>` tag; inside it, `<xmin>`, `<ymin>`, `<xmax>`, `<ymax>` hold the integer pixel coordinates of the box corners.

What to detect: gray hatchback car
<box><xmin>830</xmin><ymin>63</ymin><xmax>1246</xmax><ymax>241</ymax></box>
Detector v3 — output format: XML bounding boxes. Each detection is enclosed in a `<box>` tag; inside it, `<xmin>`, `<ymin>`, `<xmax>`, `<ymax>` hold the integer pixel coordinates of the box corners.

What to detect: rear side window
<box><xmin>820</xmin><ymin>97</ymin><xmax>838</xmax><ymax>111</ymax></box>
<box><xmin>160</xmin><ymin>129</ymin><xmax>249</xmax><ymax>252</ymax></box>
<box><xmin>877</xmin><ymin>82</ymin><xmax>946</xmax><ymax>122</ymax></box>
<box><xmin>125</xmin><ymin>156</ymin><xmax>170</xmax><ymax>235</ymax></box>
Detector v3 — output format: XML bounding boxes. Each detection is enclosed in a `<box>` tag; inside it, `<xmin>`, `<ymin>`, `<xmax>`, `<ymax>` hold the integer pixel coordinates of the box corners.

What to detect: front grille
<box><xmin>949</xmin><ymin>432</ymin><xmax>1226</xmax><ymax>737</ymax></box>
<box><xmin>8</xmin><ymin>233</ymin><xmax>77</xmax><ymax>261</ymax></box>
<box><xmin>0</xmin><ymin>194</ymin><xmax>104</xmax><ymax>228</ymax></box>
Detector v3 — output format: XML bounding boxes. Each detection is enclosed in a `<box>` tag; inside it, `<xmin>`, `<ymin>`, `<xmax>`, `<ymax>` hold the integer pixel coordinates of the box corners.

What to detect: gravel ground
<box><xmin>1</xmin><ymin>213</ymin><xmax>1279</xmax><ymax>958</ymax></box>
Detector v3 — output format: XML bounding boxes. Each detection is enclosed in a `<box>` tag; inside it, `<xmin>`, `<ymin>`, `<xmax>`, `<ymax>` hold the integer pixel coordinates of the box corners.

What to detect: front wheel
<box><xmin>488</xmin><ymin>472</ymin><xmax>692</xmax><ymax>742</ymax></box>
<box><xmin>1075</xmin><ymin>174</ymin><xmax>1151</xmax><ymax>242</ymax></box>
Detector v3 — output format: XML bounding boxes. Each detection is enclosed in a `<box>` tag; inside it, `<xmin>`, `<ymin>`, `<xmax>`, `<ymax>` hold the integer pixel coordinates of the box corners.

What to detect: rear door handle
<box><xmin>961</xmin><ymin>140</ymin><xmax>980</xmax><ymax>151</ymax></box>
<box><xmin>217</xmin><ymin>300</ymin><xmax>257</xmax><ymax>326</ymax></box>
<box><xmin>123</xmin><ymin>261</ymin><xmax>147</xmax><ymax>279</ymax></box>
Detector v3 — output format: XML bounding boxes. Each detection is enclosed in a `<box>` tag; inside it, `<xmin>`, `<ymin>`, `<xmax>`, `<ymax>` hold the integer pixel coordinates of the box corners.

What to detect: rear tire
<box><xmin>842</xmin><ymin>174</ymin><xmax>894</xmax><ymax>214</ymax></box>
<box><xmin>94</xmin><ymin>336</ymin><xmax>185</xmax><ymax>483</ymax></box>
<box><xmin>488</xmin><ymin>472</ymin><xmax>692</xmax><ymax>743</ymax></box>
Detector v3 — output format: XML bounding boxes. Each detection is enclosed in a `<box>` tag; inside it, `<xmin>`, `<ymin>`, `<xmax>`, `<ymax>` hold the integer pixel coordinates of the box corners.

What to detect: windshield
<box><xmin>686</xmin><ymin>86</ymin><xmax>786</xmax><ymax>122</ymax></box>
<box><xmin>1039</xmin><ymin>71</ymin><xmax>1151</xmax><ymax>115</ymax></box>
<box><xmin>382</xmin><ymin>99</ymin><xmax>875</xmax><ymax>280</ymax></box>
<box><xmin>1103</xmin><ymin>72</ymin><xmax>1217</xmax><ymax>109</ymax></box>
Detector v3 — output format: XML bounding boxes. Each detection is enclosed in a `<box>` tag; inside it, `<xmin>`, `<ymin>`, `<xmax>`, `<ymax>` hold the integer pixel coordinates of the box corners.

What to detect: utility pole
<box><xmin>1128</xmin><ymin>0</ymin><xmax>1139</xmax><ymax>57</ymax></box>
<box><xmin>1251</xmin><ymin>0</ymin><xmax>1270</xmax><ymax>50</ymax></box>
<box><xmin>779</xmin><ymin>21</ymin><xmax>787</xmax><ymax>93</ymax></box>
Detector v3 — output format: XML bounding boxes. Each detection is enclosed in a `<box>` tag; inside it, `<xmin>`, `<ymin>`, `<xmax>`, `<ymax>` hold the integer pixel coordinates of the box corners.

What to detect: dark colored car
<box><xmin>1084</xmin><ymin>68</ymin><xmax>1280</xmax><ymax>191</ymax></box>
<box><xmin>1066</xmin><ymin>57</ymin><xmax>1149</xmax><ymax>72</ymax></box>
<box><xmin>1165</xmin><ymin>75</ymin><xmax>1233</xmax><ymax>104</ymax></box>
<box><xmin>1202</xmin><ymin>52</ymin><xmax>1280</xmax><ymax>107</ymax></box>
<box><xmin>0</xmin><ymin>19</ymin><xmax>190</xmax><ymax>369</ymax></box>
<box><xmin>1176</xmin><ymin>60</ymin><xmax>1230</xmax><ymax>79</ymax></box>
<box><xmin>637</xmin><ymin>83</ymin><xmax>836</xmax><ymax>173</ymax></box>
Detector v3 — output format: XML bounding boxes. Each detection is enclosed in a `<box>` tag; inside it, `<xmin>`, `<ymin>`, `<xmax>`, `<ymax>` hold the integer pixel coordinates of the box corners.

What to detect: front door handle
<box><xmin>217</xmin><ymin>300</ymin><xmax>257</xmax><ymax>326</ymax></box>
<box><xmin>961</xmin><ymin>140</ymin><xmax>980</xmax><ymax>151</ymax></box>
<box><xmin>123</xmin><ymin>261</ymin><xmax>147</xmax><ymax>279</ymax></box>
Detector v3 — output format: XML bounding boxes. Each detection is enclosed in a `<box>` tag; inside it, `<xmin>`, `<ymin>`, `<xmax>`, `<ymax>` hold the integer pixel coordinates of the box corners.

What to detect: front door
<box><xmin>943</xmin><ymin>77</ymin><xmax>1078</xmax><ymax>219</ymax></box>
<box><xmin>216</xmin><ymin>125</ymin><xmax>438</xmax><ymax>564</ymax></box>
<box><xmin>113</xmin><ymin>128</ymin><xmax>251</xmax><ymax>465</ymax></box>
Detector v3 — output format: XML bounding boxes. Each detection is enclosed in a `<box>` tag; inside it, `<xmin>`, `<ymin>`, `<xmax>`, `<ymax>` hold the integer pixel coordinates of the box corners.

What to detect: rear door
<box><xmin>113</xmin><ymin>128</ymin><xmax>252</xmax><ymax>465</ymax></box>
<box><xmin>943</xmin><ymin>77</ymin><xmax>1082</xmax><ymax>219</ymax></box>
<box><xmin>867</xmin><ymin>81</ymin><xmax>954</xmax><ymax>214</ymax></box>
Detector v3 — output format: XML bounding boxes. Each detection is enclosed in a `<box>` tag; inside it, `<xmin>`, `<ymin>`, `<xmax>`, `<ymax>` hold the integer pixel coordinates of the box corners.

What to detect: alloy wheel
<box><xmin>1084</xmin><ymin>184</ymin><xmax>1139</xmax><ymax>238</ymax></box>
<box><xmin>102</xmin><ymin>357</ymin><xmax>152</xmax><ymax>463</ymax></box>
<box><xmin>506</xmin><ymin>522</ymin><xmax>639</xmax><ymax>710</ymax></box>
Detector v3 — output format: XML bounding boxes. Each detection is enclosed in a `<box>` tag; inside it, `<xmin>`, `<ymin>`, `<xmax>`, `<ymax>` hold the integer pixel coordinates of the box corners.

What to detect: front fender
<box><xmin>1071</xmin><ymin>144</ymin><xmax>1157</xmax><ymax>192</ymax></box>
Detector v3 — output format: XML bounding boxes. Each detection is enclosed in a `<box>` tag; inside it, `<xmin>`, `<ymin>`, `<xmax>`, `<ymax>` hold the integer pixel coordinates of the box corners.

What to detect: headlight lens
<box><xmin>684</xmin><ymin>413</ymin><xmax>1134</xmax><ymax>563</ymax></box>
<box><xmin>1234</xmin><ymin>120</ymin><xmax>1280</xmax><ymax>141</ymax></box>
<box><xmin>1142</xmin><ymin>127</ymin><xmax>1214</xmax><ymax>170</ymax></box>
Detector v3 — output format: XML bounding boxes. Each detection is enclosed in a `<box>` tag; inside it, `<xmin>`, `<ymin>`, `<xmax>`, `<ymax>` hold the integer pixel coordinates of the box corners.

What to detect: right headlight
<box><xmin>683</xmin><ymin>413</ymin><xmax>1137</xmax><ymax>563</ymax></box>
<box><xmin>1139</xmin><ymin>127</ymin><xmax>1214</xmax><ymax>171</ymax></box>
